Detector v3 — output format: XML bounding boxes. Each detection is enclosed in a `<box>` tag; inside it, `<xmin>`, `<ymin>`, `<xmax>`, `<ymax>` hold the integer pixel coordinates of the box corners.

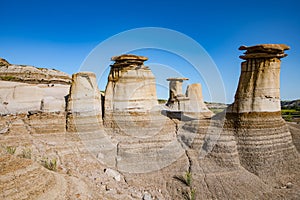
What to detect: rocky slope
<box><xmin>0</xmin><ymin>58</ymin><xmax>71</xmax><ymax>85</ymax></box>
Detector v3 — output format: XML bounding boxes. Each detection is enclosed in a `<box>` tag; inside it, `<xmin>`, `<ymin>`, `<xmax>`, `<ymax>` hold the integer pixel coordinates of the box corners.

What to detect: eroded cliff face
<box><xmin>0</xmin><ymin>58</ymin><xmax>71</xmax><ymax>85</ymax></box>
<box><xmin>0</xmin><ymin>59</ymin><xmax>71</xmax><ymax>134</ymax></box>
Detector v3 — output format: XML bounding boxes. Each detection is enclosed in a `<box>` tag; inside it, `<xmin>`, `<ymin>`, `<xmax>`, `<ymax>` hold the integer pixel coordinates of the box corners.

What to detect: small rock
<box><xmin>104</xmin><ymin>168</ymin><xmax>122</xmax><ymax>182</ymax></box>
<box><xmin>143</xmin><ymin>192</ymin><xmax>152</xmax><ymax>200</ymax></box>
<box><xmin>0</xmin><ymin>127</ymin><xmax>9</xmax><ymax>134</ymax></box>
<box><xmin>286</xmin><ymin>182</ymin><xmax>293</xmax><ymax>188</ymax></box>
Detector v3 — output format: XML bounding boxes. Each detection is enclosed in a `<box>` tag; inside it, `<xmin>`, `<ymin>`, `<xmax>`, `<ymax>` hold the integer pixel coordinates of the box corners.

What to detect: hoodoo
<box><xmin>227</xmin><ymin>44</ymin><xmax>299</xmax><ymax>181</ymax></box>
<box><xmin>104</xmin><ymin>54</ymin><xmax>158</xmax><ymax>114</ymax></box>
<box><xmin>166</xmin><ymin>77</ymin><xmax>213</xmax><ymax>118</ymax></box>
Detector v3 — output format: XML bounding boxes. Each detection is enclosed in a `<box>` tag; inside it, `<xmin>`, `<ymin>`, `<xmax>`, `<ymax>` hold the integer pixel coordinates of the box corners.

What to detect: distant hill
<box><xmin>281</xmin><ymin>99</ymin><xmax>300</xmax><ymax>110</ymax></box>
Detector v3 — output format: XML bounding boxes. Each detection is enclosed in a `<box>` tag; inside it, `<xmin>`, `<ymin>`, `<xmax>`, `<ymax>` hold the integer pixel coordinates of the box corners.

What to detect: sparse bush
<box><xmin>20</xmin><ymin>148</ymin><xmax>32</xmax><ymax>159</ymax></box>
<box><xmin>5</xmin><ymin>146</ymin><xmax>16</xmax><ymax>155</ymax></box>
<box><xmin>41</xmin><ymin>158</ymin><xmax>57</xmax><ymax>171</ymax></box>
<box><xmin>185</xmin><ymin>171</ymin><xmax>192</xmax><ymax>186</ymax></box>
<box><xmin>1</xmin><ymin>75</ymin><xmax>16</xmax><ymax>81</ymax></box>
<box><xmin>174</xmin><ymin>171</ymin><xmax>195</xmax><ymax>199</ymax></box>
<box><xmin>174</xmin><ymin>171</ymin><xmax>192</xmax><ymax>186</ymax></box>
<box><xmin>182</xmin><ymin>188</ymin><xmax>196</xmax><ymax>200</ymax></box>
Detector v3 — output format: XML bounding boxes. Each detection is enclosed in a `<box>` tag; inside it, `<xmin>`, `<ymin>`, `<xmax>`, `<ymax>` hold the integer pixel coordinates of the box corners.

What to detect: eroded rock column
<box><xmin>104</xmin><ymin>54</ymin><xmax>158</xmax><ymax>114</ymax></box>
<box><xmin>227</xmin><ymin>44</ymin><xmax>299</xmax><ymax>180</ymax></box>
<box><xmin>66</xmin><ymin>72</ymin><xmax>102</xmax><ymax>132</ymax></box>
<box><xmin>166</xmin><ymin>78</ymin><xmax>213</xmax><ymax>118</ymax></box>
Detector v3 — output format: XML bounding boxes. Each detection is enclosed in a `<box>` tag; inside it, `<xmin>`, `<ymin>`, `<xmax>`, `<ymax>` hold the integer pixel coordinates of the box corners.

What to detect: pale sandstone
<box><xmin>104</xmin><ymin>54</ymin><xmax>158</xmax><ymax>113</ymax></box>
<box><xmin>228</xmin><ymin>44</ymin><xmax>290</xmax><ymax>113</ymax></box>
<box><xmin>166</xmin><ymin>78</ymin><xmax>213</xmax><ymax>118</ymax></box>
<box><xmin>0</xmin><ymin>80</ymin><xmax>69</xmax><ymax>114</ymax></box>
<box><xmin>66</xmin><ymin>72</ymin><xmax>102</xmax><ymax>132</ymax></box>
<box><xmin>226</xmin><ymin>44</ymin><xmax>299</xmax><ymax>182</ymax></box>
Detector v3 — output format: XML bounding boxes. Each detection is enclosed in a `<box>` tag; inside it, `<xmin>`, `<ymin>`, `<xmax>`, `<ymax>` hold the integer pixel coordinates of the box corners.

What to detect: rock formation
<box><xmin>104</xmin><ymin>54</ymin><xmax>158</xmax><ymax>113</ymax></box>
<box><xmin>0</xmin><ymin>58</ymin><xmax>9</xmax><ymax>66</ymax></box>
<box><xmin>0</xmin><ymin>62</ymin><xmax>71</xmax><ymax>85</ymax></box>
<box><xmin>0</xmin><ymin>47</ymin><xmax>299</xmax><ymax>199</ymax></box>
<box><xmin>227</xmin><ymin>44</ymin><xmax>299</xmax><ymax>181</ymax></box>
<box><xmin>102</xmin><ymin>55</ymin><xmax>184</xmax><ymax>172</ymax></box>
<box><xmin>166</xmin><ymin>78</ymin><xmax>213</xmax><ymax>118</ymax></box>
<box><xmin>0</xmin><ymin>61</ymin><xmax>70</xmax><ymax>134</ymax></box>
<box><xmin>66</xmin><ymin>72</ymin><xmax>103</xmax><ymax>132</ymax></box>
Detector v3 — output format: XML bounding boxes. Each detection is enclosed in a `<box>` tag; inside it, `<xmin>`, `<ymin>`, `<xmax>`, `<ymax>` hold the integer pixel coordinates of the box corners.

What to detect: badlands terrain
<box><xmin>0</xmin><ymin>44</ymin><xmax>299</xmax><ymax>200</ymax></box>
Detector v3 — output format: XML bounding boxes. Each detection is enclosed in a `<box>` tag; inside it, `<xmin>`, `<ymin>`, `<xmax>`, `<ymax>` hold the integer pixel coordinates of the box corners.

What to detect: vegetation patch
<box><xmin>41</xmin><ymin>157</ymin><xmax>57</xmax><ymax>171</ymax></box>
<box><xmin>174</xmin><ymin>171</ymin><xmax>196</xmax><ymax>200</ymax></box>
<box><xmin>0</xmin><ymin>75</ymin><xmax>16</xmax><ymax>81</ymax></box>
<box><xmin>20</xmin><ymin>147</ymin><xmax>32</xmax><ymax>159</ymax></box>
<box><xmin>281</xmin><ymin>109</ymin><xmax>300</xmax><ymax>122</ymax></box>
<box><xmin>5</xmin><ymin>146</ymin><xmax>17</xmax><ymax>155</ymax></box>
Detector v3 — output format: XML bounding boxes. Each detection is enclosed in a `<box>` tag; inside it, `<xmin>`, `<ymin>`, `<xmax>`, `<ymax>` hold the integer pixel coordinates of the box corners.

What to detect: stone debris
<box><xmin>104</xmin><ymin>168</ymin><xmax>123</xmax><ymax>182</ymax></box>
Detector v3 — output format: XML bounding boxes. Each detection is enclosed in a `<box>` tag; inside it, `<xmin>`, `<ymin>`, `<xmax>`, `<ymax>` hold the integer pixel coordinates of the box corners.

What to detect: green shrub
<box><xmin>6</xmin><ymin>146</ymin><xmax>16</xmax><ymax>155</ymax></box>
<box><xmin>20</xmin><ymin>148</ymin><xmax>32</xmax><ymax>159</ymax></box>
<box><xmin>185</xmin><ymin>171</ymin><xmax>192</xmax><ymax>186</ymax></box>
<box><xmin>41</xmin><ymin>158</ymin><xmax>57</xmax><ymax>171</ymax></box>
<box><xmin>182</xmin><ymin>188</ymin><xmax>196</xmax><ymax>200</ymax></box>
<box><xmin>174</xmin><ymin>171</ymin><xmax>193</xmax><ymax>186</ymax></box>
<box><xmin>1</xmin><ymin>75</ymin><xmax>15</xmax><ymax>81</ymax></box>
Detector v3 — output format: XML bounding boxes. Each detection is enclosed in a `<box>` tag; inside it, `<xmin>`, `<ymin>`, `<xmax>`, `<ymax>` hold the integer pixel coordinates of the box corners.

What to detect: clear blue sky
<box><xmin>1</xmin><ymin>0</ymin><xmax>299</xmax><ymax>103</ymax></box>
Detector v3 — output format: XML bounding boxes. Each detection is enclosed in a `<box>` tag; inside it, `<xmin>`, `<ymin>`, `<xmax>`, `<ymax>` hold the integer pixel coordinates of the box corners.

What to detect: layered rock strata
<box><xmin>0</xmin><ymin>62</ymin><xmax>70</xmax><ymax>133</ymax></box>
<box><xmin>0</xmin><ymin>59</ymin><xmax>71</xmax><ymax>85</ymax></box>
<box><xmin>102</xmin><ymin>55</ymin><xmax>186</xmax><ymax>172</ymax></box>
<box><xmin>66</xmin><ymin>72</ymin><xmax>103</xmax><ymax>132</ymax></box>
<box><xmin>0</xmin><ymin>81</ymin><xmax>69</xmax><ymax>115</ymax></box>
<box><xmin>104</xmin><ymin>54</ymin><xmax>158</xmax><ymax>113</ymax></box>
<box><xmin>227</xmin><ymin>44</ymin><xmax>299</xmax><ymax>180</ymax></box>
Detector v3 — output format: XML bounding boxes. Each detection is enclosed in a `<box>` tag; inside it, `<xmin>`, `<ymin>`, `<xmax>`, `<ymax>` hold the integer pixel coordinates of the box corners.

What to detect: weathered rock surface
<box><xmin>104</xmin><ymin>54</ymin><xmax>158</xmax><ymax>113</ymax></box>
<box><xmin>166</xmin><ymin>78</ymin><xmax>213</xmax><ymax>118</ymax></box>
<box><xmin>0</xmin><ymin>63</ymin><xmax>71</xmax><ymax>85</ymax></box>
<box><xmin>0</xmin><ymin>58</ymin><xmax>10</xmax><ymax>66</ymax></box>
<box><xmin>0</xmin><ymin>80</ymin><xmax>69</xmax><ymax>115</ymax></box>
<box><xmin>227</xmin><ymin>44</ymin><xmax>299</xmax><ymax>183</ymax></box>
<box><xmin>0</xmin><ymin>48</ymin><xmax>300</xmax><ymax>200</ymax></box>
<box><xmin>66</xmin><ymin>72</ymin><xmax>103</xmax><ymax>132</ymax></box>
<box><xmin>229</xmin><ymin>44</ymin><xmax>290</xmax><ymax>113</ymax></box>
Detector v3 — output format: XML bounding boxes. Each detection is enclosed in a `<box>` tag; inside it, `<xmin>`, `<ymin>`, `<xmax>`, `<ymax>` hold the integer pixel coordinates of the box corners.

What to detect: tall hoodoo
<box><xmin>227</xmin><ymin>44</ymin><xmax>299</xmax><ymax>181</ymax></box>
<box><xmin>229</xmin><ymin>44</ymin><xmax>290</xmax><ymax>113</ymax></box>
<box><xmin>104</xmin><ymin>54</ymin><xmax>158</xmax><ymax>114</ymax></box>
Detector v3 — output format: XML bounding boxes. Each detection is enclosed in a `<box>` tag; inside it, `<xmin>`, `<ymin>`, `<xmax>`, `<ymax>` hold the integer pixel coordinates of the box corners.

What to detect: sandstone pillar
<box><xmin>104</xmin><ymin>54</ymin><xmax>158</xmax><ymax>114</ymax></box>
<box><xmin>66</xmin><ymin>72</ymin><xmax>102</xmax><ymax>132</ymax></box>
<box><xmin>167</xmin><ymin>77</ymin><xmax>189</xmax><ymax>101</ymax></box>
<box><xmin>166</xmin><ymin>77</ymin><xmax>189</xmax><ymax>110</ymax></box>
<box><xmin>166</xmin><ymin>78</ymin><xmax>213</xmax><ymax>118</ymax></box>
<box><xmin>227</xmin><ymin>44</ymin><xmax>299</xmax><ymax>181</ymax></box>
